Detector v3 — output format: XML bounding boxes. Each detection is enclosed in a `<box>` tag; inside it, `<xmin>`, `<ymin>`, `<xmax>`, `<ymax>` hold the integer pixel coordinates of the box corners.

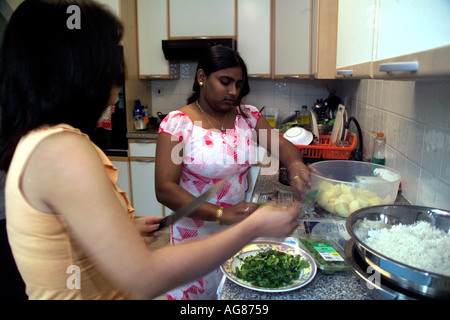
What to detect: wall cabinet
<box><xmin>335</xmin><ymin>0</ymin><xmax>375</xmax><ymax>78</ymax></box>
<box><xmin>129</xmin><ymin>140</ymin><xmax>165</xmax><ymax>217</ymax></box>
<box><xmin>237</xmin><ymin>0</ymin><xmax>271</xmax><ymax>78</ymax></box>
<box><xmin>136</xmin><ymin>0</ymin><xmax>172</xmax><ymax>79</ymax></box>
<box><xmin>274</xmin><ymin>0</ymin><xmax>312</xmax><ymax>78</ymax></box>
<box><xmin>95</xmin><ymin>0</ymin><xmax>120</xmax><ymax>17</ymax></box>
<box><xmin>135</xmin><ymin>0</ymin><xmax>337</xmax><ymax>80</ymax></box>
<box><xmin>373</xmin><ymin>0</ymin><xmax>450</xmax><ymax>78</ymax></box>
<box><xmin>169</xmin><ymin>0</ymin><xmax>235</xmax><ymax>38</ymax></box>
<box><xmin>336</xmin><ymin>0</ymin><xmax>450</xmax><ymax>79</ymax></box>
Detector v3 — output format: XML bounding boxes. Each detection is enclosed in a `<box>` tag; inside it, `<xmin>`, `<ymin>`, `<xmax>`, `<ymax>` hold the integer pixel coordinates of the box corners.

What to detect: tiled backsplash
<box><xmin>338</xmin><ymin>79</ymin><xmax>450</xmax><ymax>210</ymax></box>
<box><xmin>150</xmin><ymin>61</ymin><xmax>450</xmax><ymax>210</ymax></box>
<box><xmin>150</xmin><ymin>62</ymin><xmax>335</xmax><ymax>119</ymax></box>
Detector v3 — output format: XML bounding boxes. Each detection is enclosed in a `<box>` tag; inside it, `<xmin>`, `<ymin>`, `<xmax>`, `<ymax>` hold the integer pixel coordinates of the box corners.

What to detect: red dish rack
<box><xmin>289</xmin><ymin>132</ymin><xmax>358</xmax><ymax>160</ymax></box>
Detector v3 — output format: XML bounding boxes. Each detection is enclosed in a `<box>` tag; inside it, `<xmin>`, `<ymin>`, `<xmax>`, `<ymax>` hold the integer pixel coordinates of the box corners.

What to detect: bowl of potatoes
<box><xmin>310</xmin><ymin>160</ymin><xmax>401</xmax><ymax>218</ymax></box>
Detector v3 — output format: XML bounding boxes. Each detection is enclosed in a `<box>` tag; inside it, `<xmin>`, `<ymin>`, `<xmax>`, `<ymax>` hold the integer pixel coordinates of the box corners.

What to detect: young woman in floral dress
<box><xmin>156</xmin><ymin>46</ymin><xmax>312</xmax><ymax>300</ymax></box>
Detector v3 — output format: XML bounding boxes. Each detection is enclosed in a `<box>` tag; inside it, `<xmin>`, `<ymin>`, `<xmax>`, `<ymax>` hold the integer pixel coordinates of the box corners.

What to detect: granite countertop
<box><xmin>127</xmin><ymin>127</ymin><xmax>159</xmax><ymax>139</ymax></box>
<box><xmin>218</xmin><ymin>171</ymin><xmax>410</xmax><ymax>300</ymax></box>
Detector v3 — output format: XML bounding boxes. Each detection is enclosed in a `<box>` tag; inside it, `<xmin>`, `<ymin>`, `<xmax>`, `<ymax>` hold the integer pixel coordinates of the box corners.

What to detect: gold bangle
<box><xmin>216</xmin><ymin>207</ymin><xmax>224</xmax><ymax>225</ymax></box>
<box><xmin>287</xmin><ymin>161</ymin><xmax>304</xmax><ymax>171</ymax></box>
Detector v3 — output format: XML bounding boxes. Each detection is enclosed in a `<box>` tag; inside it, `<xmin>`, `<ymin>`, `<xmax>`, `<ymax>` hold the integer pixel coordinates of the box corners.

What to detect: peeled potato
<box><xmin>316</xmin><ymin>182</ymin><xmax>387</xmax><ymax>217</ymax></box>
<box><xmin>368</xmin><ymin>197</ymin><xmax>381</xmax><ymax>206</ymax></box>
<box><xmin>335</xmin><ymin>202</ymin><xmax>350</xmax><ymax>217</ymax></box>
<box><xmin>349</xmin><ymin>199</ymin><xmax>363</xmax><ymax>213</ymax></box>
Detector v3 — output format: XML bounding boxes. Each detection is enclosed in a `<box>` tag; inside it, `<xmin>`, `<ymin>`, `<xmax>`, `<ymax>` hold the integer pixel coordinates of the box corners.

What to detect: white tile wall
<box><xmin>338</xmin><ymin>79</ymin><xmax>450</xmax><ymax>210</ymax></box>
<box><xmin>150</xmin><ymin>62</ymin><xmax>334</xmax><ymax>121</ymax></box>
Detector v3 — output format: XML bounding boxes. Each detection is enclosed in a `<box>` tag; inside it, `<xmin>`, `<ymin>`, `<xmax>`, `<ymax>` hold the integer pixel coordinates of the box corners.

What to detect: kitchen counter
<box><xmin>218</xmin><ymin>171</ymin><xmax>410</xmax><ymax>300</ymax></box>
<box><xmin>127</xmin><ymin>127</ymin><xmax>159</xmax><ymax>139</ymax></box>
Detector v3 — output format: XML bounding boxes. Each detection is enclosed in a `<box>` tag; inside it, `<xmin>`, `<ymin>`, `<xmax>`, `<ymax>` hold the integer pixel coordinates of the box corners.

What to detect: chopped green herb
<box><xmin>233</xmin><ymin>249</ymin><xmax>309</xmax><ymax>288</ymax></box>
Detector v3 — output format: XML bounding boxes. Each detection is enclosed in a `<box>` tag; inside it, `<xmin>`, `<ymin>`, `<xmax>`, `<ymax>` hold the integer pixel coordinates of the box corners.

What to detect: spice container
<box><xmin>298</xmin><ymin>235</ymin><xmax>351</xmax><ymax>274</ymax></box>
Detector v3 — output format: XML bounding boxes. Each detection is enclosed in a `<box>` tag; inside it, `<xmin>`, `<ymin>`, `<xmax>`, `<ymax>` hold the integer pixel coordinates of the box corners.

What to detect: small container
<box><xmin>371</xmin><ymin>132</ymin><xmax>385</xmax><ymax>165</ymax></box>
<box><xmin>298</xmin><ymin>235</ymin><xmax>351</xmax><ymax>274</ymax></box>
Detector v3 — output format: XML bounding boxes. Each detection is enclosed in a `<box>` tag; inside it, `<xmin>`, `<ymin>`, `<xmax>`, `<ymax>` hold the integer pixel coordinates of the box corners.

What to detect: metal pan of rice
<box><xmin>346</xmin><ymin>205</ymin><xmax>450</xmax><ymax>299</ymax></box>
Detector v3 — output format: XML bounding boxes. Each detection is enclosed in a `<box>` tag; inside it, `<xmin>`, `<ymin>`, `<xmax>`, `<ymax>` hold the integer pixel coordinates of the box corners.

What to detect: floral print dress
<box><xmin>158</xmin><ymin>105</ymin><xmax>261</xmax><ymax>300</ymax></box>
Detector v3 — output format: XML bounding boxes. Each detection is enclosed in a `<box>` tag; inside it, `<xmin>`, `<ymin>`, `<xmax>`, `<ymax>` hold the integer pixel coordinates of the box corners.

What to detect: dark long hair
<box><xmin>0</xmin><ymin>0</ymin><xmax>124</xmax><ymax>171</ymax></box>
<box><xmin>187</xmin><ymin>45</ymin><xmax>250</xmax><ymax>107</ymax></box>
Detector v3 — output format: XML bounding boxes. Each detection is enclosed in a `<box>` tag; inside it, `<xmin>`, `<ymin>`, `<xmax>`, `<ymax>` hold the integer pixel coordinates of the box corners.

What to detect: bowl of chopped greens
<box><xmin>221</xmin><ymin>240</ymin><xmax>317</xmax><ymax>292</ymax></box>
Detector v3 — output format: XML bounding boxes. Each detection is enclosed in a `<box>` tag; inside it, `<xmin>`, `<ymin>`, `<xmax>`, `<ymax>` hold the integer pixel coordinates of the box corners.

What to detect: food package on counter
<box><xmin>297</xmin><ymin>235</ymin><xmax>351</xmax><ymax>274</ymax></box>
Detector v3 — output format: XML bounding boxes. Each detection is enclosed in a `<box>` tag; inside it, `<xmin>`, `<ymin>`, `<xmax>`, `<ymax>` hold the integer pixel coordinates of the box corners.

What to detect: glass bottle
<box><xmin>296</xmin><ymin>105</ymin><xmax>311</xmax><ymax>125</ymax></box>
<box><xmin>301</xmin><ymin>105</ymin><xmax>311</xmax><ymax>125</ymax></box>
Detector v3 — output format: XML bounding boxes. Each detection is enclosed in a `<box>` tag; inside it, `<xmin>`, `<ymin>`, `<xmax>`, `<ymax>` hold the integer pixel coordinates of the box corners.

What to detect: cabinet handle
<box><xmin>283</xmin><ymin>76</ymin><xmax>300</xmax><ymax>79</ymax></box>
<box><xmin>135</xmin><ymin>159</ymin><xmax>155</xmax><ymax>163</ymax></box>
<box><xmin>337</xmin><ymin>70</ymin><xmax>353</xmax><ymax>76</ymax></box>
<box><xmin>133</xmin><ymin>139</ymin><xmax>155</xmax><ymax>143</ymax></box>
<box><xmin>144</xmin><ymin>75</ymin><xmax>163</xmax><ymax>79</ymax></box>
<box><xmin>379</xmin><ymin>61</ymin><xmax>419</xmax><ymax>73</ymax></box>
<box><xmin>248</xmin><ymin>75</ymin><xmax>264</xmax><ymax>78</ymax></box>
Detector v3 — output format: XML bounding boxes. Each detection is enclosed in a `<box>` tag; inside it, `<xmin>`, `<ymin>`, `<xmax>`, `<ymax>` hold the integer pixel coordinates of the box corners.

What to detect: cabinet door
<box><xmin>129</xmin><ymin>140</ymin><xmax>162</xmax><ymax>217</ymax></box>
<box><xmin>376</xmin><ymin>0</ymin><xmax>450</xmax><ymax>61</ymax></box>
<box><xmin>237</xmin><ymin>0</ymin><xmax>271</xmax><ymax>78</ymax></box>
<box><xmin>137</xmin><ymin>0</ymin><xmax>171</xmax><ymax>78</ymax></box>
<box><xmin>130</xmin><ymin>159</ymin><xmax>163</xmax><ymax>217</ymax></box>
<box><xmin>335</xmin><ymin>0</ymin><xmax>376</xmax><ymax>78</ymax></box>
<box><xmin>110</xmin><ymin>157</ymin><xmax>131</xmax><ymax>202</ymax></box>
<box><xmin>129</xmin><ymin>140</ymin><xmax>157</xmax><ymax>157</ymax></box>
<box><xmin>274</xmin><ymin>0</ymin><xmax>312</xmax><ymax>78</ymax></box>
<box><xmin>169</xmin><ymin>0</ymin><xmax>235</xmax><ymax>38</ymax></box>
<box><xmin>94</xmin><ymin>0</ymin><xmax>120</xmax><ymax>17</ymax></box>
<box><xmin>373</xmin><ymin>0</ymin><xmax>450</xmax><ymax>78</ymax></box>
<box><xmin>311</xmin><ymin>0</ymin><xmax>338</xmax><ymax>79</ymax></box>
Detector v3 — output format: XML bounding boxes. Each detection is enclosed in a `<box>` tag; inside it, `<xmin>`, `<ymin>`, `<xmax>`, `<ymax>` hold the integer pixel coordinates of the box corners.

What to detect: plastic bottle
<box><xmin>371</xmin><ymin>132</ymin><xmax>386</xmax><ymax>165</ymax></box>
<box><xmin>134</xmin><ymin>99</ymin><xmax>146</xmax><ymax>130</ymax></box>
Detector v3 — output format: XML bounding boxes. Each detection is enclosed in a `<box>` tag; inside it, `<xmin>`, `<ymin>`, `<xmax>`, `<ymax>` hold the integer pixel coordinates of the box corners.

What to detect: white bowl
<box><xmin>284</xmin><ymin>127</ymin><xmax>313</xmax><ymax>145</ymax></box>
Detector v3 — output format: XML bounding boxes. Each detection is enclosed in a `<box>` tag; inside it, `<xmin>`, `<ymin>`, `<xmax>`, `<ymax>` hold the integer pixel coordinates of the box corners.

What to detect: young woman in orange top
<box><xmin>0</xmin><ymin>0</ymin><xmax>299</xmax><ymax>300</ymax></box>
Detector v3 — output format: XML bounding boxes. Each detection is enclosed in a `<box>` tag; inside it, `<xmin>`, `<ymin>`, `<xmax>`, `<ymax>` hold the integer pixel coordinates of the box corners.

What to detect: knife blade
<box><xmin>156</xmin><ymin>178</ymin><xmax>228</xmax><ymax>231</ymax></box>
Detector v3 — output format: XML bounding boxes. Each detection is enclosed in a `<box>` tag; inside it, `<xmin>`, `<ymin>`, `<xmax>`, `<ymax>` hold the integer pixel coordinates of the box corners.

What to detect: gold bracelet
<box><xmin>216</xmin><ymin>207</ymin><xmax>224</xmax><ymax>225</ymax></box>
<box><xmin>287</xmin><ymin>161</ymin><xmax>304</xmax><ymax>171</ymax></box>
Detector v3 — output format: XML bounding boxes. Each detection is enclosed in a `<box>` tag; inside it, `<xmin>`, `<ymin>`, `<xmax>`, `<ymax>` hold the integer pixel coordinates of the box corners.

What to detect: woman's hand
<box><xmin>246</xmin><ymin>202</ymin><xmax>300</xmax><ymax>238</ymax></box>
<box><xmin>134</xmin><ymin>216</ymin><xmax>165</xmax><ymax>245</ymax></box>
<box><xmin>288</xmin><ymin>162</ymin><xmax>318</xmax><ymax>199</ymax></box>
<box><xmin>221</xmin><ymin>201</ymin><xmax>259</xmax><ymax>225</ymax></box>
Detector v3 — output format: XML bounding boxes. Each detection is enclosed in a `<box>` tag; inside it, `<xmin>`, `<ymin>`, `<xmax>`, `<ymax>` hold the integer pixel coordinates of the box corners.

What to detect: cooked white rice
<box><xmin>359</xmin><ymin>220</ymin><xmax>450</xmax><ymax>277</ymax></box>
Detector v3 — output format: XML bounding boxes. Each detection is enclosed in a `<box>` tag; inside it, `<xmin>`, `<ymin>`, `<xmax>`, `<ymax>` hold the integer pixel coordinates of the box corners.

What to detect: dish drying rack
<box><xmin>293</xmin><ymin>132</ymin><xmax>357</xmax><ymax>160</ymax></box>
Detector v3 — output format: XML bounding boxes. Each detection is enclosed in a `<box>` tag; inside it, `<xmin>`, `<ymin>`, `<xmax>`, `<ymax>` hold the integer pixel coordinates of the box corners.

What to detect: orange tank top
<box><xmin>6</xmin><ymin>124</ymin><xmax>135</xmax><ymax>299</ymax></box>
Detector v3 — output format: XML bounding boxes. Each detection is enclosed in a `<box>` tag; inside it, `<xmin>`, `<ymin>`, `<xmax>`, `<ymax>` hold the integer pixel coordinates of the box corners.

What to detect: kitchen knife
<box><xmin>156</xmin><ymin>178</ymin><xmax>228</xmax><ymax>231</ymax></box>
